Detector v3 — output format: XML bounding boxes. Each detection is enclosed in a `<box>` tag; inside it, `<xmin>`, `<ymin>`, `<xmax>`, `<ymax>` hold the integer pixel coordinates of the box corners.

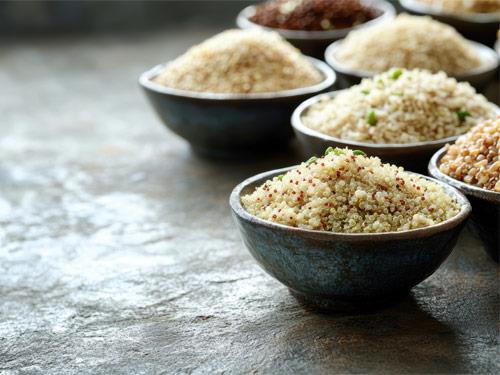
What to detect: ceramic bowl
<box><xmin>230</xmin><ymin>166</ymin><xmax>471</xmax><ymax>309</ymax></box>
<box><xmin>399</xmin><ymin>0</ymin><xmax>500</xmax><ymax>45</ymax></box>
<box><xmin>291</xmin><ymin>91</ymin><xmax>462</xmax><ymax>172</ymax></box>
<box><xmin>429</xmin><ymin>147</ymin><xmax>500</xmax><ymax>262</ymax></box>
<box><xmin>236</xmin><ymin>0</ymin><xmax>395</xmax><ymax>58</ymax></box>
<box><xmin>139</xmin><ymin>58</ymin><xmax>335</xmax><ymax>158</ymax></box>
<box><xmin>324</xmin><ymin>39</ymin><xmax>499</xmax><ymax>89</ymax></box>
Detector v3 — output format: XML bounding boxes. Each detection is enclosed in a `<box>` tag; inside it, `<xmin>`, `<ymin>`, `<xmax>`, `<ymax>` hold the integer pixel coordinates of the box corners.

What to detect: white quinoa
<box><xmin>335</xmin><ymin>14</ymin><xmax>482</xmax><ymax>75</ymax></box>
<box><xmin>153</xmin><ymin>29</ymin><xmax>322</xmax><ymax>93</ymax></box>
<box><xmin>418</xmin><ymin>0</ymin><xmax>500</xmax><ymax>14</ymax></box>
<box><xmin>301</xmin><ymin>69</ymin><xmax>497</xmax><ymax>144</ymax></box>
<box><xmin>242</xmin><ymin>149</ymin><xmax>460</xmax><ymax>233</ymax></box>
<box><xmin>440</xmin><ymin>117</ymin><xmax>500</xmax><ymax>192</ymax></box>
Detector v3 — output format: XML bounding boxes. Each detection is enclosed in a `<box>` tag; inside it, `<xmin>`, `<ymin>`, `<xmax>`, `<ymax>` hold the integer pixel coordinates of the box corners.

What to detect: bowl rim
<box><xmin>324</xmin><ymin>38</ymin><xmax>500</xmax><ymax>79</ymax></box>
<box><xmin>235</xmin><ymin>0</ymin><xmax>395</xmax><ymax>40</ymax></box>
<box><xmin>138</xmin><ymin>56</ymin><xmax>336</xmax><ymax>100</ymax></box>
<box><xmin>230</xmin><ymin>166</ymin><xmax>471</xmax><ymax>242</ymax></box>
<box><xmin>428</xmin><ymin>146</ymin><xmax>500</xmax><ymax>203</ymax></box>
<box><xmin>291</xmin><ymin>90</ymin><xmax>467</xmax><ymax>149</ymax></box>
<box><xmin>399</xmin><ymin>0</ymin><xmax>500</xmax><ymax>24</ymax></box>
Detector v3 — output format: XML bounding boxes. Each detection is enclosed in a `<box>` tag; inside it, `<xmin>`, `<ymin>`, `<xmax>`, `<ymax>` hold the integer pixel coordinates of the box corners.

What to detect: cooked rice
<box><xmin>335</xmin><ymin>14</ymin><xmax>482</xmax><ymax>75</ymax></box>
<box><xmin>153</xmin><ymin>29</ymin><xmax>322</xmax><ymax>93</ymax></box>
<box><xmin>301</xmin><ymin>69</ymin><xmax>497</xmax><ymax>144</ymax></box>
<box><xmin>440</xmin><ymin>117</ymin><xmax>500</xmax><ymax>192</ymax></box>
<box><xmin>242</xmin><ymin>148</ymin><xmax>460</xmax><ymax>233</ymax></box>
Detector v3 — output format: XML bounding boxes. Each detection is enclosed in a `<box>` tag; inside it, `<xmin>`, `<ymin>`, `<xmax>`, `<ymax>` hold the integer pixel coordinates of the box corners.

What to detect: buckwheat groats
<box><xmin>301</xmin><ymin>69</ymin><xmax>497</xmax><ymax>144</ymax></box>
<box><xmin>250</xmin><ymin>0</ymin><xmax>378</xmax><ymax>31</ymax></box>
<box><xmin>152</xmin><ymin>29</ymin><xmax>323</xmax><ymax>93</ymax></box>
<box><xmin>335</xmin><ymin>14</ymin><xmax>482</xmax><ymax>75</ymax></box>
<box><xmin>439</xmin><ymin>117</ymin><xmax>500</xmax><ymax>192</ymax></box>
<box><xmin>242</xmin><ymin>148</ymin><xmax>460</xmax><ymax>232</ymax></box>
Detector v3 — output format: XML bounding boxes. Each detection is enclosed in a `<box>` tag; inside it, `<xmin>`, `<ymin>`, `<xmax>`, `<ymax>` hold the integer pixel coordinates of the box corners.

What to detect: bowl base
<box><xmin>289</xmin><ymin>289</ymin><xmax>410</xmax><ymax>313</ymax></box>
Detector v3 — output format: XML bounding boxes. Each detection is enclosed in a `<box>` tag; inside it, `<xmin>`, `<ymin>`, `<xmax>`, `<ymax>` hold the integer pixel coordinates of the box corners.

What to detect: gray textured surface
<box><xmin>0</xmin><ymin>29</ymin><xmax>498</xmax><ymax>374</ymax></box>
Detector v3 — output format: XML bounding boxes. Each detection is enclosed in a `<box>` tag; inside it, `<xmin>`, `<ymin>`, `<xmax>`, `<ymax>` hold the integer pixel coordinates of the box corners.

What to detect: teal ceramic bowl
<box><xmin>230</xmin><ymin>167</ymin><xmax>471</xmax><ymax>309</ymax></box>
<box><xmin>429</xmin><ymin>147</ymin><xmax>500</xmax><ymax>262</ymax></box>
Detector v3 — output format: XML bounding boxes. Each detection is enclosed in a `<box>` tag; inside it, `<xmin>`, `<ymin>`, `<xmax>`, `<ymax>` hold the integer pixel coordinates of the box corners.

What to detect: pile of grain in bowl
<box><xmin>301</xmin><ymin>69</ymin><xmax>497</xmax><ymax>144</ymax></box>
<box><xmin>439</xmin><ymin>117</ymin><xmax>500</xmax><ymax>192</ymax></box>
<box><xmin>152</xmin><ymin>29</ymin><xmax>322</xmax><ymax>93</ymax></box>
<box><xmin>242</xmin><ymin>148</ymin><xmax>460</xmax><ymax>233</ymax></box>
<box><xmin>334</xmin><ymin>14</ymin><xmax>481</xmax><ymax>75</ymax></box>
<box><xmin>250</xmin><ymin>0</ymin><xmax>378</xmax><ymax>31</ymax></box>
<box><xmin>418</xmin><ymin>0</ymin><xmax>500</xmax><ymax>14</ymax></box>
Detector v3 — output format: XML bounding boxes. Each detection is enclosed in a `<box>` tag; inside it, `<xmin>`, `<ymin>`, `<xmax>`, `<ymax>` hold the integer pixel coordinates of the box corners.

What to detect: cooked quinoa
<box><xmin>440</xmin><ymin>117</ymin><xmax>500</xmax><ymax>192</ymax></box>
<box><xmin>335</xmin><ymin>14</ymin><xmax>482</xmax><ymax>75</ymax></box>
<box><xmin>242</xmin><ymin>148</ymin><xmax>460</xmax><ymax>233</ymax></box>
<box><xmin>153</xmin><ymin>29</ymin><xmax>322</xmax><ymax>93</ymax></box>
<box><xmin>301</xmin><ymin>69</ymin><xmax>497</xmax><ymax>144</ymax></box>
<box><xmin>418</xmin><ymin>0</ymin><xmax>500</xmax><ymax>14</ymax></box>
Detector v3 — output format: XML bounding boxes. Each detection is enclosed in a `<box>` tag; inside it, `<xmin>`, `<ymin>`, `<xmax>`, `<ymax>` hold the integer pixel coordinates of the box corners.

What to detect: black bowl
<box><xmin>325</xmin><ymin>38</ymin><xmax>499</xmax><ymax>90</ymax></box>
<box><xmin>139</xmin><ymin>58</ymin><xmax>335</xmax><ymax>158</ymax></box>
<box><xmin>230</xmin><ymin>166</ymin><xmax>471</xmax><ymax>310</ymax></box>
<box><xmin>429</xmin><ymin>147</ymin><xmax>500</xmax><ymax>262</ymax></box>
<box><xmin>236</xmin><ymin>0</ymin><xmax>395</xmax><ymax>58</ymax></box>
<box><xmin>291</xmin><ymin>91</ymin><xmax>463</xmax><ymax>172</ymax></box>
<box><xmin>399</xmin><ymin>0</ymin><xmax>500</xmax><ymax>45</ymax></box>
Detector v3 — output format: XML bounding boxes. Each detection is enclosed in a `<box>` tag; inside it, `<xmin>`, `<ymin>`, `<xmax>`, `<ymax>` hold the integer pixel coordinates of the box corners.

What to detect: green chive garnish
<box><xmin>353</xmin><ymin>150</ymin><xmax>366</xmax><ymax>156</ymax></box>
<box><xmin>361</xmin><ymin>89</ymin><xmax>370</xmax><ymax>95</ymax></box>
<box><xmin>366</xmin><ymin>110</ymin><xmax>377</xmax><ymax>126</ymax></box>
<box><xmin>390</xmin><ymin>68</ymin><xmax>403</xmax><ymax>80</ymax></box>
<box><xmin>306</xmin><ymin>156</ymin><xmax>318</xmax><ymax>165</ymax></box>
<box><xmin>456</xmin><ymin>109</ymin><xmax>471</xmax><ymax>121</ymax></box>
<box><xmin>325</xmin><ymin>146</ymin><xmax>334</xmax><ymax>155</ymax></box>
<box><xmin>325</xmin><ymin>147</ymin><xmax>344</xmax><ymax>156</ymax></box>
<box><xmin>276</xmin><ymin>174</ymin><xmax>284</xmax><ymax>181</ymax></box>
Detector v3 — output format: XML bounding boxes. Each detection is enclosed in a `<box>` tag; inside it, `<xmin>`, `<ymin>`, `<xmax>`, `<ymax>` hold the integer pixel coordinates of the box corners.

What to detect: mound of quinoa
<box><xmin>440</xmin><ymin>117</ymin><xmax>500</xmax><ymax>192</ymax></box>
<box><xmin>335</xmin><ymin>14</ymin><xmax>482</xmax><ymax>75</ymax></box>
<box><xmin>242</xmin><ymin>148</ymin><xmax>460</xmax><ymax>233</ymax></box>
<box><xmin>153</xmin><ymin>29</ymin><xmax>322</xmax><ymax>93</ymax></box>
<box><xmin>301</xmin><ymin>69</ymin><xmax>497</xmax><ymax>144</ymax></box>
<box><xmin>418</xmin><ymin>0</ymin><xmax>500</xmax><ymax>14</ymax></box>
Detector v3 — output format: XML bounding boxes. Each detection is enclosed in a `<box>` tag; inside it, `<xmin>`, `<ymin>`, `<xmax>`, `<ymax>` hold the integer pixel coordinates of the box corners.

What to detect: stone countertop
<box><xmin>0</xmin><ymin>29</ymin><xmax>498</xmax><ymax>374</ymax></box>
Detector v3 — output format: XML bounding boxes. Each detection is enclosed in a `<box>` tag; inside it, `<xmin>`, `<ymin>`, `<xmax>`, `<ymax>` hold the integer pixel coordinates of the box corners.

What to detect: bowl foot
<box><xmin>289</xmin><ymin>289</ymin><xmax>410</xmax><ymax>313</ymax></box>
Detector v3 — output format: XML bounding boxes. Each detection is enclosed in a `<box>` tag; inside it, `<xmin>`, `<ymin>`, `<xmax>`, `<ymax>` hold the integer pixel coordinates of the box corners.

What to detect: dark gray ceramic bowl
<box><xmin>236</xmin><ymin>0</ymin><xmax>395</xmax><ymax>58</ymax></box>
<box><xmin>324</xmin><ymin>38</ymin><xmax>499</xmax><ymax>89</ymax></box>
<box><xmin>291</xmin><ymin>91</ymin><xmax>462</xmax><ymax>172</ymax></box>
<box><xmin>429</xmin><ymin>147</ymin><xmax>500</xmax><ymax>262</ymax></box>
<box><xmin>400</xmin><ymin>0</ymin><xmax>500</xmax><ymax>45</ymax></box>
<box><xmin>230</xmin><ymin>166</ymin><xmax>471</xmax><ymax>309</ymax></box>
<box><xmin>139</xmin><ymin>58</ymin><xmax>335</xmax><ymax>158</ymax></box>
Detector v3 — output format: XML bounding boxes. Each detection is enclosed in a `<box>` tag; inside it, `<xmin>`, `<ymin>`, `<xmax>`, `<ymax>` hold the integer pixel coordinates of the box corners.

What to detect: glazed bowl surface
<box><xmin>429</xmin><ymin>147</ymin><xmax>500</xmax><ymax>262</ymax></box>
<box><xmin>236</xmin><ymin>0</ymin><xmax>395</xmax><ymax>58</ymax></box>
<box><xmin>291</xmin><ymin>91</ymin><xmax>463</xmax><ymax>172</ymax></box>
<box><xmin>324</xmin><ymin>38</ymin><xmax>499</xmax><ymax>89</ymax></box>
<box><xmin>230</xmin><ymin>166</ymin><xmax>471</xmax><ymax>308</ymax></box>
<box><xmin>139</xmin><ymin>57</ymin><xmax>335</xmax><ymax>158</ymax></box>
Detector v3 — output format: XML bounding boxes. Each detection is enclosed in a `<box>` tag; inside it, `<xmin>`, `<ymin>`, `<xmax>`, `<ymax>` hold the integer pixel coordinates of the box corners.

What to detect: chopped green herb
<box><xmin>361</xmin><ymin>89</ymin><xmax>370</xmax><ymax>95</ymax></box>
<box><xmin>333</xmin><ymin>148</ymin><xmax>345</xmax><ymax>155</ymax></box>
<box><xmin>366</xmin><ymin>110</ymin><xmax>377</xmax><ymax>126</ymax></box>
<box><xmin>324</xmin><ymin>146</ymin><xmax>334</xmax><ymax>155</ymax></box>
<box><xmin>390</xmin><ymin>68</ymin><xmax>403</xmax><ymax>80</ymax></box>
<box><xmin>353</xmin><ymin>150</ymin><xmax>366</xmax><ymax>156</ymax></box>
<box><xmin>276</xmin><ymin>174</ymin><xmax>284</xmax><ymax>181</ymax></box>
<box><xmin>456</xmin><ymin>109</ymin><xmax>471</xmax><ymax>121</ymax></box>
<box><xmin>392</xmin><ymin>92</ymin><xmax>403</xmax><ymax>96</ymax></box>
<box><xmin>377</xmin><ymin>79</ymin><xmax>384</xmax><ymax>85</ymax></box>
<box><xmin>306</xmin><ymin>156</ymin><xmax>318</xmax><ymax>165</ymax></box>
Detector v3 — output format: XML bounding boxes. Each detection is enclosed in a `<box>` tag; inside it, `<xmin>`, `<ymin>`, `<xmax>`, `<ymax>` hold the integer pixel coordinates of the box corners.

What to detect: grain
<box><xmin>439</xmin><ymin>117</ymin><xmax>500</xmax><ymax>192</ymax></box>
<box><xmin>418</xmin><ymin>0</ymin><xmax>500</xmax><ymax>14</ymax></box>
<box><xmin>335</xmin><ymin>14</ymin><xmax>482</xmax><ymax>75</ymax></box>
<box><xmin>153</xmin><ymin>29</ymin><xmax>322</xmax><ymax>93</ymax></box>
<box><xmin>242</xmin><ymin>148</ymin><xmax>460</xmax><ymax>232</ymax></box>
<box><xmin>301</xmin><ymin>69</ymin><xmax>497</xmax><ymax>144</ymax></box>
